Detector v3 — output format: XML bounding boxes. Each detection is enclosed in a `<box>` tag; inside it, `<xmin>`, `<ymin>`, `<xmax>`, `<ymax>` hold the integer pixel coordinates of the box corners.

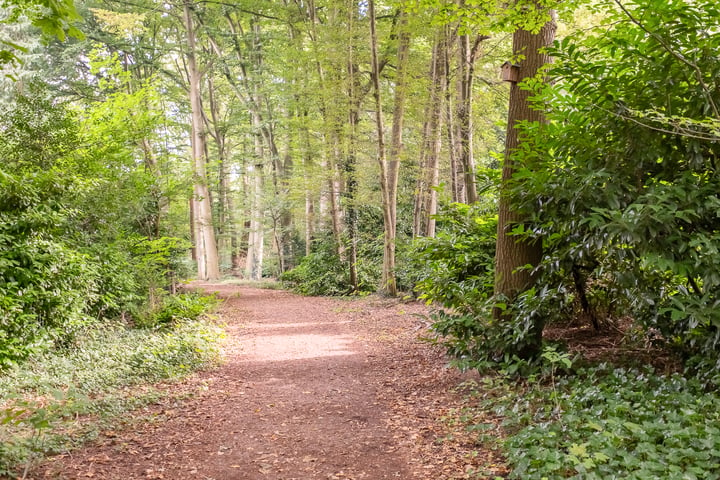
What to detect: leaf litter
<box><xmin>25</xmin><ymin>284</ymin><xmax>507</xmax><ymax>479</ymax></box>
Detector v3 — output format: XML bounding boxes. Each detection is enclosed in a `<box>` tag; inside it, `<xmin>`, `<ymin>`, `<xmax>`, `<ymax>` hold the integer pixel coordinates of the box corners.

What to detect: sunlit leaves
<box><xmin>0</xmin><ymin>0</ymin><xmax>83</xmax><ymax>66</ymax></box>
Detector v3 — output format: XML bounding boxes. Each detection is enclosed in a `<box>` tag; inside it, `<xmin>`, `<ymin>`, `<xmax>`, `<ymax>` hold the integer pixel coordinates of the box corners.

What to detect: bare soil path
<box><xmin>33</xmin><ymin>284</ymin><xmax>507</xmax><ymax>480</ymax></box>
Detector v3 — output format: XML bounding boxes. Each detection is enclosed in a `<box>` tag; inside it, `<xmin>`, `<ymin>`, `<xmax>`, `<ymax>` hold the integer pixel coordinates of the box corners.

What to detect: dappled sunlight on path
<box><xmin>32</xmin><ymin>284</ymin><xmax>498</xmax><ymax>480</ymax></box>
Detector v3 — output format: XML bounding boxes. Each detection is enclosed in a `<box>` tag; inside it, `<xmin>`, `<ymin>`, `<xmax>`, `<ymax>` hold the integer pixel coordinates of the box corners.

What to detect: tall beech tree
<box><xmin>369</xmin><ymin>2</ymin><xmax>410</xmax><ymax>295</ymax></box>
<box><xmin>413</xmin><ymin>26</ymin><xmax>448</xmax><ymax>238</ymax></box>
<box><xmin>182</xmin><ymin>0</ymin><xmax>220</xmax><ymax>281</ymax></box>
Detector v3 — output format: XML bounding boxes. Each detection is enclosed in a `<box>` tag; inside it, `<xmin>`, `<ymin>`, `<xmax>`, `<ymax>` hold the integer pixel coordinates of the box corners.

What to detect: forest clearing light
<box><xmin>240</xmin><ymin>333</ymin><xmax>356</xmax><ymax>362</ymax></box>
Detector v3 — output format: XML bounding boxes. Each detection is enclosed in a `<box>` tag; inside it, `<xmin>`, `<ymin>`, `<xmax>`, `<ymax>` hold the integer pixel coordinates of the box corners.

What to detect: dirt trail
<box><xmin>34</xmin><ymin>284</ymin><xmax>506</xmax><ymax>480</ymax></box>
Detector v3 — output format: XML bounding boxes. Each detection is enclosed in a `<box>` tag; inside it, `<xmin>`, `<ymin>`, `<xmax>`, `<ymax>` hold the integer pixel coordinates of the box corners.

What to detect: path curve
<box><xmin>34</xmin><ymin>284</ymin><xmax>505</xmax><ymax>480</ymax></box>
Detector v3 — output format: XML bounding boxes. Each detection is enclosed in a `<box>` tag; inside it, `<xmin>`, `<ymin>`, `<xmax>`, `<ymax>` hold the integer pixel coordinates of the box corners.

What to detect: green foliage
<box><xmin>407</xmin><ymin>190</ymin><xmax>553</xmax><ymax>372</ymax></box>
<box><xmin>0</xmin><ymin>87</ymin><xmax>190</xmax><ymax>366</ymax></box>
<box><xmin>136</xmin><ymin>292</ymin><xmax>220</xmax><ymax>329</ymax></box>
<box><xmin>488</xmin><ymin>366</ymin><xmax>720</xmax><ymax>479</ymax></box>
<box><xmin>404</xmin><ymin>0</ymin><xmax>574</xmax><ymax>35</ymax></box>
<box><xmin>512</xmin><ymin>0</ymin><xmax>720</xmax><ymax>382</ymax></box>
<box><xmin>0</xmin><ymin>306</ymin><xmax>222</xmax><ymax>474</ymax></box>
<box><xmin>281</xmin><ymin>248</ymin><xmax>378</xmax><ymax>296</ymax></box>
<box><xmin>0</xmin><ymin>0</ymin><xmax>83</xmax><ymax>67</ymax></box>
<box><xmin>410</xmin><ymin>201</ymin><xmax>497</xmax><ymax>314</ymax></box>
<box><xmin>281</xmin><ymin>234</ymin><xmax>380</xmax><ymax>296</ymax></box>
<box><xmin>281</xmin><ymin>247</ymin><xmax>350</xmax><ymax>296</ymax></box>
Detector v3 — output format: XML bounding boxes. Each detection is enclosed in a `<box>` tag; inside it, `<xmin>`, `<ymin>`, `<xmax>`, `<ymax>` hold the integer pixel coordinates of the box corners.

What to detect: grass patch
<box><xmin>0</xmin><ymin>298</ymin><xmax>224</xmax><ymax>476</ymax></box>
<box><xmin>464</xmin><ymin>365</ymin><xmax>720</xmax><ymax>479</ymax></box>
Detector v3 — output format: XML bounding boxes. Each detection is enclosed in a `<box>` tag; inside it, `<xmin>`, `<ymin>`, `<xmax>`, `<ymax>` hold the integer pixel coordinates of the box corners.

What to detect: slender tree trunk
<box><xmin>189</xmin><ymin>196</ymin><xmax>197</xmax><ymax>261</ymax></box>
<box><xmin>370</xmin><ymin>3</ymin><xmax>409</xmax><ymax>295</ymax></box>
<box><xmin>369</xmin><ymin>0</ymin><xmax>389</xmax><ymax>293</ymax></box>
<box><xmin>345</xmin><ymin>4</ymin><xmax>360</xmax><ymax>292</ymax></box>
<box><xmin>206</xmin><ymin>74</ymin><xmax>238</xmax><ymax>272</ymax></box>
<box><xmin>493</xmin><ymin>9</ymin><xmax>557</xmax><ymax>357</ymax></box>
<box><xmin>305</xmin><ymin>190</ymin><xmax>314</xmax><ymax>256</ymax></box>
<box><xmin>183</xmin><ymin>0</ymin><xmax>220</xmax><ymax>281</ymax></box>
<box><xmin>302</xmin><ymin>122</ymin><xmax>316</xmax><ymax>256</ymax></box>
<box><xmin>447</xmin><ymin>79</ymin><xmax>463</xmax><ymax>203</ymax></box>
<box><xmin>245</xmin><ymin>126</ymin><xmax>265</xmax><ymax>280</ymax></box>
<box><xmin>413</xmin><ymin>109</ymin><xmax>433</xmax><ymax>237</ymax></box>
<box><xmin>139</xmin><ymin>138</ymin><xmax>163</xmax><ymax>239</ymax></box>
<box><xmin>425</xmin><ymin>30</ymin><xmax>447</xmax><ymax>238</ymax></box>
<box><xmin>413</xmin><ymin>27</ymin><xmax>447</xmax><ymax>238</ymax></box>
<box><xmin>457</xmin><ymin>34</ymin><xmax>487</xmax><ymax>204</ymax></box>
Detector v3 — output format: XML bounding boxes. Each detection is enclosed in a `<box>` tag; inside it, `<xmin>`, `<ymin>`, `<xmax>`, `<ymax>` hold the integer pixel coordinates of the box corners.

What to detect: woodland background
<box><xmin>2</xmin><ymin>0</ymin><xmax>720</xmax><ymax>477</ymax></box>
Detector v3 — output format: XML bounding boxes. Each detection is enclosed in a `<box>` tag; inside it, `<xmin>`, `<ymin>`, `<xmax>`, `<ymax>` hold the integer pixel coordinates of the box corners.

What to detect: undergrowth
<box><xmin>467</xmin><ymin>363</ymin><xmax>720</xmax><ymax>480</ymax></box>
<box><xmin>0</xmin><ymin>294</ymin><xmax>223</xmax><ymax>476</ymax></box>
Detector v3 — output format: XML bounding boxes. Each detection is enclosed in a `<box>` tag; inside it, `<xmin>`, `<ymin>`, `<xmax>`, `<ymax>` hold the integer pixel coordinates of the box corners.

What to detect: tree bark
<box><xmin>345</xmin><ymin>4</ymin><xmax>361</xmax><ymax>292</ymax></box>
<box><xmin>457</xmin><ymin>34</ymin><xmax>487</xmax><ymax>204</ymax></box>
<box><xmin>371</xmin><ymin>5</ymin><xmax>410</xmax><ymax>295</ymax></box>
<box><xmin>413</xmin><ymin>27</ymin><xmax>447</xmax><ymax>238</ymax></box>
<box><xmin>493</xmin><ymin>9</ymin><xmax>557</xmax><ymax>357</ymax></box>
<box><xmin>183</xmin><ymin>0</ymin><xmax>220</xmax><ymax>281</ymax></box>
<box><xmin>205</xmin><ymin>73</ymin><xmax>239</xmax><ymax>273</ymax></box>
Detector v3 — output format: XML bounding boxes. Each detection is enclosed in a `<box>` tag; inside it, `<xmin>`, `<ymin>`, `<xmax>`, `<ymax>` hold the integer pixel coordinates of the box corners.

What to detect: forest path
<box><xmin>34</xmin><ymin>284</ymin><xmax>505</xmax><ymax>480</ymax></box>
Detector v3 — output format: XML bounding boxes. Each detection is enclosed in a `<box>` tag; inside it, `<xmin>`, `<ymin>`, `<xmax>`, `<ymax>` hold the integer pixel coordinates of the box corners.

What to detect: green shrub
<box><xmin>410</xmin><ymin>201</ymin><xmax>497</xmax><ymax>315</ymax></box>
<box><xmin>281</xmin><ymin>239</ymin><xmax>379</xmax><ymax>296</ymax></box>
<box><xmin>511</xmin><ymin>0</ymin><xmax>720</xmax><ymax>384</ymax></box>
<box><xmin>490</xmin><ymin>366</ymin><xmax>720</xmax><ymax>479</ymax></box>
<box><xmin>0</xmin><ymin>92</ymin><xmax>194</xmax><ymax>367</ymax></box>
<box><xmin>0</xmin><ymin>313</ymin><xmax>223</xmax><ymax>474</ymax></box>
<box><xmin>406</xmin><ymin>200</ymin><xmax>534</xmax><ymax>371</ymax></box>
<box><xmin>0</xmin><ymin>228</ymin><xmax>102</xmax><ymax>366</ymax></box>
<box><xmin>136</xmin><ymin>292</ymin><xmax>221</xmax><ymax>329</ymax></box>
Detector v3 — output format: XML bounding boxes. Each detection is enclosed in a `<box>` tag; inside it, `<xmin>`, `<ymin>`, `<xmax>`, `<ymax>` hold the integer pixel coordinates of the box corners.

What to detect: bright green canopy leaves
<box><xmin>1</xmin><ymin>0</ymin><xmax>83</xmax><ymax>67</ymax></box>
<box><xmin>0</xmin><ymin>81</ymin><xmax>180</xmax><ymax>367</ymax></box>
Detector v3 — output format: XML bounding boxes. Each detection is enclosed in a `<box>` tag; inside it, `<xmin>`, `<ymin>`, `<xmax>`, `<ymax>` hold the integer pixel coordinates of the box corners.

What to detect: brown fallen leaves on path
<box><xmin>29</xmin><ymin>284</ymin><xmax>508</xmax><ymax>480</ymax></box>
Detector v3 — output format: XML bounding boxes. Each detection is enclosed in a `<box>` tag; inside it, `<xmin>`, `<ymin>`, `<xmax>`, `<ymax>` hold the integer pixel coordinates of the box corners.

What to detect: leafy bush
<box><xmin>406</xmin><ymin>199</ymin><xmax>544</xmax><ymax>371</ymax></box>
<box><xmin>281</xmin><ymin>238</ymin><xmax>379</xmax><ymax>295</ymax></box>
<box><xmin>0</xmin><ymin>92</ymin><xmax>194</xmax><ymax>366</ymax></box>
<box><xmin>510</xmin><ymin>0</ymin><xmax>720</xmax><ymax>382</ymax></box>
<box><xmin>0</xmin><ymin>170</ymin><xmax>102</xmax><ymax>364</ymax></box>
<box><xmin>136</xmin><ymin>292</ymin><xmax>220</xmax><ymax>329</ymax></box>
<box><xmin>0</xmin><ymin>310</ymin><xmax>223</xmax><ymax>474</ymax></box>
<box><xmin>410</xmin><ymin>201</ymin><xmax>497</xmax><ymax>314</ymax></box>
<box><xmin>489</xmin><ymin>366</ymin><xmax>720</xmax><ymax>479</ymax></box>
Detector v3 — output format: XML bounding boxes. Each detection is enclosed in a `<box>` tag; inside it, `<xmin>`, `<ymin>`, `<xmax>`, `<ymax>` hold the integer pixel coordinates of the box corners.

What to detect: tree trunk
<box><xmin>206</xmin><ymin>74</ymin><xmax>238</xmax><ymax>273</ymax></box>
<box><xmin>345</xmin><ymin>6</ymin><xmax>360</xmax><ymax>292</ymax></box>
<box><xmin>413</xmin><ymin>27</ymin><xmax>447</xmax><ymax>238</ymax></box>
<box><xmin>457</xmin><ymin>34</ymin><xmax>487</xmax><ymax>204</ymax></box>
<box><xmin>183</xmin><ymin>0</ymin><xmax>220</xmax><ymax>281</ymax></box>
<box><xmin>493</xmin><ymin>9</ymin><xmax>557</xmax><ymax>357</ymax></box>
<box><xmin>370</xmin><ymin>3</ymin><xmax>409</xmax><ymax>295</ymax></box>
<box><xmin>446</xmin><ymin>78</ymin><xmax>464</xmax><ymax>203</ymax></box>
<box><xmin>245</xmin><ymin>131</ymin><xmax>265</xmax><ymax>280</ymax></box>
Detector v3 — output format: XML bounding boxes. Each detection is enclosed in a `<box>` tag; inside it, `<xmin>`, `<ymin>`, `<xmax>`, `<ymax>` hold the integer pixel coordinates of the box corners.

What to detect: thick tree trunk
<box><xmin>493</xmin><ymin>10</ymin><xmax>557</xmax><ymax>357</ymax></box>
<box><xmin>183</xmin><ymin>0</ymin><xmax>220</xmax><ymax>281</ymax></box>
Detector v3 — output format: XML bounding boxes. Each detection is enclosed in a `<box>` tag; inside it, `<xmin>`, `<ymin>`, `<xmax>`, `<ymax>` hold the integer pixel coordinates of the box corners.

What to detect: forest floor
<box><xmin>30</xmin><ymin>283</ymin><xmax>508</xmax><ymax>480</ymax></box>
